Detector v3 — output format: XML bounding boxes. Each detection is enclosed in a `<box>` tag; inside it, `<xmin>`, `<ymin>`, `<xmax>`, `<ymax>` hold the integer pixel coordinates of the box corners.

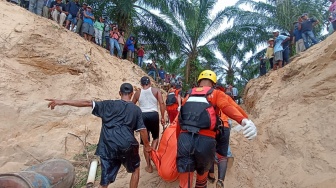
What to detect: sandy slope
<box><xmin>1</xmin><ymin>0</ymin><xmax>336</xmax><ymax>188</ymax></box>
<box><xmin>230</xmin><ymin>34</ymin><xmax>336</xmax><ymax>187</ymax></box>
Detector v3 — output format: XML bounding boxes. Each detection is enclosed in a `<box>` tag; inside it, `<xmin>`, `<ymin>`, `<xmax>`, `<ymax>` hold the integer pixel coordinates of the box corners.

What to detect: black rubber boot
<box><xmin>216</xmin><ymin>158</ymin><xmax>228</xmax><ymax>188</ymax></box>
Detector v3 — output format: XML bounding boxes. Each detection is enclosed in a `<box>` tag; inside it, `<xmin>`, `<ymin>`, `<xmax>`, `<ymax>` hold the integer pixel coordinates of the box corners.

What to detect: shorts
<box><xmin>177</xmin><ymin>132</ymin><xmax>216</xmax><ymax>175</ymax></box>
<box><xmin>82</xmin><ymin>22</ymin><xmax>94</xmax><ymax>36</ymax></box>
<box><xmin>67</xmin><ymin>14</ymin><xmax>77</xmax><ymax>25</ymax></box>
<box><xmin>274</xmin><ymin>51</ymin><xmax>283</xmax><ymax>62</ymax></box>
<box><xmin>127</xmin><ymin>50</ymin><xmax>134</xmax><ymax>58</ymax></box>
<box><xmin>215</xmin><ymin>127</ymin><xmax>230</xmax><ymax>156</ymax></box>
<box><xmin>99</xmin><ymin>145</ymin><xmax>140</xmax><ymax>186</ymax></box>
<box><xmin>140</xmin><ymin>111</ymin><xmax>159</xmax><ymax>144</ymax></box>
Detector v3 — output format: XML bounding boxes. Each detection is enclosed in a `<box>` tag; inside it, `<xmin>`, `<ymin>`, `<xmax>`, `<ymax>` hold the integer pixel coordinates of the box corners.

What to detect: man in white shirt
<box><xmin>132</xmin><ymin>76</ymin><xmax>166</xmax><ymax>173</ymax></box>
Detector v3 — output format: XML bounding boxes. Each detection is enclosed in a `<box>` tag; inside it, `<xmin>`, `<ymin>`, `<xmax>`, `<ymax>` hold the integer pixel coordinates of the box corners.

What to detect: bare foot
<box><xmin>145</xmin><ymin>165</ymin><xmax>153</xmax><ymax>173</ymax></box>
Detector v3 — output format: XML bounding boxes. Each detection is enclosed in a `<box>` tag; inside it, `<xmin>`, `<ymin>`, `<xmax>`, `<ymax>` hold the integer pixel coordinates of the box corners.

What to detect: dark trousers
<box><xmin>269</xmin><ymin>58</ymin><xmax>274</xmax><ymax>69</ymax></box>
<box><xmin>105</xmin><ymin>36</ymin><xmax>110</xmax><ymax>50</ymax></box>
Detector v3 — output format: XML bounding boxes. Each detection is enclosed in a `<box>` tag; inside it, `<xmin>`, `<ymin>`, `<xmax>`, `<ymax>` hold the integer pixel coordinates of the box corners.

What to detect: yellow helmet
<box><xmin>197</xmin><ymin>70</ymin><xmax>217</xmax><ymax>83</ymax></box>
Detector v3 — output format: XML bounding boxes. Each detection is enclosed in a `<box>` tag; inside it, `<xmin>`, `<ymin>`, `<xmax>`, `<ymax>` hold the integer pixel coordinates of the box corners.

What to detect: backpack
<box><xmin>166</xmin><ymin>89</ymin><xmax>178</xmax><ymax>106</ymax></box>
<box><xmin>179</xmin><ymin>87</ymin><xmax>219</xmax><ymax>133</ymax></box>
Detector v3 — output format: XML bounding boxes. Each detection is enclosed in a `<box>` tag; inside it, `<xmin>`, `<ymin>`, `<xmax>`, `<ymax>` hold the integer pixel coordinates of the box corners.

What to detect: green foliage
<box><xmin>223</xmin><ymin>0</ymin><xmax>330</xmax><ymax>96</ymax></box>
<box><xmin>160</xmin><ymin>0</ymin><xmax>232</xmax><ymax>86</ymax></box>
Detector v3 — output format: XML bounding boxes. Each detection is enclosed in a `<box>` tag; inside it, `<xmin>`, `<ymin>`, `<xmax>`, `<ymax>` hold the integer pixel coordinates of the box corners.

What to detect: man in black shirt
<box><xmin>46</xmin><ymin>83</ymin><xmax>152</xmax><ymax>188</ymax></box>
<box><xmin>299</xmin><ymin>13</ymin><xmax>319</xmax><ymax>49</ymax></box>
<box><xmin>49</xmin><ymin>0</ymin><xmax>68</xmax><ymax>26</ymax></box>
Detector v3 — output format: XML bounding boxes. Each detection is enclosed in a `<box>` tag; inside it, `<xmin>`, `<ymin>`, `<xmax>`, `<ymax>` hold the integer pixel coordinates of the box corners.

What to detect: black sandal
<box><xmin>216</xmin><ymin>179</ymin><xmax>224</xmax><ymax>188</ymax></box>
<box><xmin>208</xmin><ymin>174</ymin><xmax>216</xmax><ymax>184</ymax></box>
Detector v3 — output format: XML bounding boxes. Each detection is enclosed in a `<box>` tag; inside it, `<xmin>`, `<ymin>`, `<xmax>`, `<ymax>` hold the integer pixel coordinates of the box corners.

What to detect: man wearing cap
<box><xmin>49</xmin><ymin>0</ymin><xmax>67</xmax><ymax>26</ymax></box>
<box><xmin>272</xmin><ymin>31</ymin><xmax>290</xmax><ymax>70</ymax></box>
<box><xmin>82</xmin><ymin>5</ymin><xmax>95</xmax><ymax>41</ymax></box>
<box><xmin>45</xmin><ymin>83</ymin><xmax>152</xmax><ymax>188</ymax></box>
<box><xmin>132</xmin><ymin>76</ymin><xmax>166</xmax><ymax>173</ymax></box>
<box><xmin>299</xmin><ymin>13</ymin><xmax>319</xmax><ymax>49</ymax></box>
<box><xmin>265</xmin><ymin>38</ymin><xmax>274</xmax><ymax>70</ymax></box>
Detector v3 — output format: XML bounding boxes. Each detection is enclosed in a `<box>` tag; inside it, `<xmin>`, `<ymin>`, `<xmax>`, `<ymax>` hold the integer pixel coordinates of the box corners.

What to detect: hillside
<box><xmin>229</xmin><ymin>33</ymin><xmax>336</xmax><ymax>187</ymax></box>
<box><xmin>1</xmin><ymin>1</ymin><xmax>336</xmax><ymax>188</ymax></box>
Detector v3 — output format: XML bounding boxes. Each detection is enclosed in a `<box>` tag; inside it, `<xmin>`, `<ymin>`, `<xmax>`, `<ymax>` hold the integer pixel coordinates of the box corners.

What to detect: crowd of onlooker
<box><xmin>7</xmin><ymin>0</ymin><xmax>187</xmax><ymax>87</ymax></box>
<box><xmin>7</xmin><ymin>0</ymin><xmax>147</xmax><ymax>62</ymax></box>
<box><xmin>144</xmin><ymin>59</ymin><xmax>183</xmax><ymax>87</ymax></box>
<box><xmin>260</xmin><ymin>12</ymin><xmax>320</xmax><ymax>76</ymax></box>
<box><xmin>260</xmin><ymin>0</ymin><xmax>336</xmax><ymax>77</ymax></box>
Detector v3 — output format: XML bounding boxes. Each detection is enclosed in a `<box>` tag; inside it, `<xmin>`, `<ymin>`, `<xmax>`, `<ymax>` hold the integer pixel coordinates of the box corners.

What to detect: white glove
<box><xmin>241</xmin><ymin>119</ymin><xmax>257</xmax><ymax>140</ymax></box>
<box><xmin>177</xmin><ymin>106</ymin><xmax>181</xmax><ymax>112</ymax></box>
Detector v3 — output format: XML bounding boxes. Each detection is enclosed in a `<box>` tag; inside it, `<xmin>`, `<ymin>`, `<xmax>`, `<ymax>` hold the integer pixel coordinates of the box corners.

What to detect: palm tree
<box><xmin>158</xmin><ymin>0</ymin><xmax>233</xmax><ymax>86</ymax></box>
<box><xmin>156</xmin><ymin>57</ymin><xmax>184</xmax><ymax>76</ymax></box>
<box><xmin>210</xmin><ymin>25</ymin><xmax>266</xmax><ymax>85</ymax></box>
<box><xmin>223</xmin><ymin>0</ymin><xmax>328</xmax><ymax>51</ymax></box>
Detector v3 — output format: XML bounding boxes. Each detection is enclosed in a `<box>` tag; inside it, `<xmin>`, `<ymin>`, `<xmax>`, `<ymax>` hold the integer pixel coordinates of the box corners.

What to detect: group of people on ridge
<box><xmin>260</xmin><ymin>12</ymin><xmax>320</xmax><ymax>76</ymax></box>
<box><xmin>46</xmin><ymin>69</ymin><xmax>257</xmax><ymax>188</ymax></box>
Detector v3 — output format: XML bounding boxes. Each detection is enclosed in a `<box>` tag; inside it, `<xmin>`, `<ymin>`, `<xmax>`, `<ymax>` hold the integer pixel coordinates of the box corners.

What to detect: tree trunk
<box><xmin>185</xmin><ymin>58</ymin><xmax>191</xmax><ymax>84</ymax></box>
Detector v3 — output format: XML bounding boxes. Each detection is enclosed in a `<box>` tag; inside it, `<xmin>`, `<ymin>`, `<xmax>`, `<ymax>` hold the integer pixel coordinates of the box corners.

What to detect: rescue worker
<box><xmin>166</xmin><ymin>83</ymin><xmax>182</xmax><ymax>123</ymax></box>
<box><xmin>176</xmin><ymin>70</ymin><xmax>257</xmax><ymax>188</ymax></box>
<box><xmin>208</xmin><ymin>84</ymin><xmax>249</xmax><ymax>187</ymax></box>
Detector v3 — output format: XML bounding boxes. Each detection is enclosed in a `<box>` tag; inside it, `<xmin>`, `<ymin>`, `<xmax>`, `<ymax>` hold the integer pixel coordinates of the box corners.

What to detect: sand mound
<box><xmin>226</xmin><ymin>34</ymin><xmax>336</xmax><ymax>187</ymax></box>
<box><xmin>1</xmin><ymin>1</ymin><xmax>336</xmax><ymax>188</ymax></box>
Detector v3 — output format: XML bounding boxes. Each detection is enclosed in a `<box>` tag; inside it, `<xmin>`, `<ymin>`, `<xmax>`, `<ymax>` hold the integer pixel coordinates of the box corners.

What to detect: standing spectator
<box><xmin>75</xmin><ymin>3</ymin><xmax>87</xmax><ymax>35</ymax></box>
<box><xmin>94</xmin><ymin>17</ymin><xmax>105</xmax><ymax>46</ymax></box>
<box><xmin>265</xmin><ymin>38</ymin><xmax>274</xmax><ymax>70</ymax></box>
<box><xmin>29</xmin><ymin>0</ymin><xmax>44</xmax><ymax>16</ymax></box>
<box><xmin>170</xmin><ymin>74</ymin><xmax>177</xmax><ymax>85</ymax></box>
<box><xmin>225</xmin><ymin>84</ymin><xmax>233</xmax><ymax>98</ymax></box>
<box><xmin>232</xmin><ymin>85</ymin><xmax>238</xmax><ymax>102</ymax></box>
<box><xmin>148</xmin><ymin>60</ymin><xmax>157</xmax><ymax>81</ymax></box>
<box><xmin>272</xmin><ymin>31</ymin><xmax>290</xmax><ymax>70</ymax></box>
<box><xmin>126</xmin><ymin>36</ymin><xmax>135</xmax><ymax>61</ymax></box>
<box><xmin>299</xmin><ymin>13</ymin><xmax>319</xmax><ymax>49</ymax></box>
<box><xmin>50</xmin><ymin>0</ymin><xmax>67</xmax><ymax>26</ymax></box>
<box><xmin>158</xmin><ymin>66</ymin><xmax>165</xmax><ymax>85</ymax></box>
<box><xmin>329</xmin><ymin>0</ymin><xmax>336</xmax><ymax>32</ymax></box>
<box><xmin>118</xmin><ymin>31</ymin><xmax>126</xmax><ymax>56</ymax></box>
<box><xmin>82</xmin><ymin>6</ymin><xmax>95</xmax><ymax>42</ymax></box>
<box><xmin>65</xmin><ymin>0</ymin><xmax>80</xmax><ymax>31</ymax></box>
<box><xmin>292</xmin><ymin>20</ymin><xmax>306</xmax><ymax>54</ymax></box>
<box><xmin>137</xmin><ymin>45</ymin><xmax>145</xmax><ymax>67</ymax></box>
<box><xmin>177</xmin><ymin>77</ymin><xmax>183</xmax><ymax>86</ymax></box>
<box><xmin>259</xmin><ymin>57</ymin><xmax>266</xmax><ymax>76</ymax></box>
<box><xmin>281</xmin><ymin>33</ymin><xmax>290</xmax><ymax>66</ymax></box>
<box><xmin>109</xmin><ymin>26</ymin><xmax>122</xmax><ymax>58</ymax></box>
<box><xmin>42</xmin><ymin>0</ymin><xmax>52</xmax><ymax>18</ymax></box>
<box><xmin>165</xmin><ymin>73</ymin><xmax>171</xmax><ymax>85</ymax></box>
<box><xmin>103</xmin><ymin>22</ymin><xmax>111</xmax><ymax>50</ymax></box>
